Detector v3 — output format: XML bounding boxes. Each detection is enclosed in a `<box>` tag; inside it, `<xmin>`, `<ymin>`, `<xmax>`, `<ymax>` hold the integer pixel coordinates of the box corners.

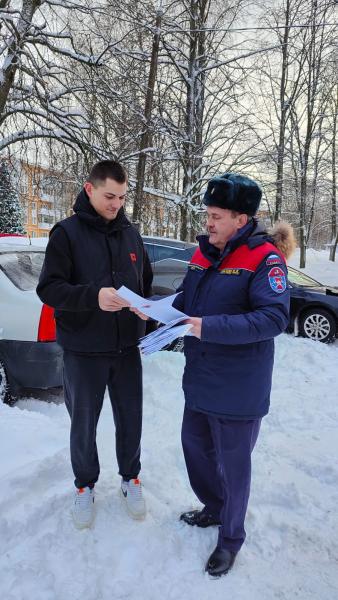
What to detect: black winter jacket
<box><xmin>36</xmin><ymin>189</ymin><xmax>153</xmax><ymax>353</ymax></box>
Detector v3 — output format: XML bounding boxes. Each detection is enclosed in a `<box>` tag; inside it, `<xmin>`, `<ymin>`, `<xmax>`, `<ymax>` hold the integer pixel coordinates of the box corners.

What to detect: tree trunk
<box><xmin>329</xmin><ymin>88</ymin><xmax>337</xmax><ymax>261</ymax></box>
<box><xmin>0</xmin><ymin>0</ymin><xmax>41</xmax><ymax>121</ymax></box>
<box><xmin>180</xmin><ymin>204</ymin><xmax>189</xmax><ymax>241</ymax></box>
<box><xmin>132</xmin><ymin>7</ymin><xmax>162</xmax><ymax>227</ymax></box>
<box><xmin>180</xmin><ymin>0</ymin><xmax>207</xmax><ymax>241</ymax></box>
<box><xmin>274</xmin><ymin>0</ymin><xmax>291</xmax><ymax>222</ymax></box>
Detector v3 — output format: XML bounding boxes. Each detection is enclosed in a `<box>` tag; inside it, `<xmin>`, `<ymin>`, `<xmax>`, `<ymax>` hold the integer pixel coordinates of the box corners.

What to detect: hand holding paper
<box><xmin>98</xmin><ymin>287</ymin><xmax>131</xmax><ymax>312</ymax></box>
<box><xmin>185</xmin><ymin>317</ymin><xmax>202</xmax><ymax>339</ymax></box>
<box><xmin>129</xmin><ymin>306</ymin><xmax>150</xmax><ymax>320</ymax></box>
<box><xmin>114</xmin><ymin>286</ymin><xmax>192</xmax><ymax>354</ymax></box>
<box><xmin>116</xmin><ymin>286</ymin><xmax>187</xmax><ymax>325</ymax></box>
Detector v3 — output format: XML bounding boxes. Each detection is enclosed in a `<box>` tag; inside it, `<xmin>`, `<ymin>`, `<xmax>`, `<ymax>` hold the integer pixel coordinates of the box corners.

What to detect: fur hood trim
<box><xmin>269</xmin><ymin>221</ymin><xmax>297</xmax><ymax>260</ymax></box>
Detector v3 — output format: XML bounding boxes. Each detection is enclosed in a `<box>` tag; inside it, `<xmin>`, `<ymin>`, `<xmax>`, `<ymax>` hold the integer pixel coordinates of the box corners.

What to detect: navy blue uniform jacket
<box><xmin>173</xmin><ymin>220</ymin><xmax>290</xmax><ymax>419</ymax></box>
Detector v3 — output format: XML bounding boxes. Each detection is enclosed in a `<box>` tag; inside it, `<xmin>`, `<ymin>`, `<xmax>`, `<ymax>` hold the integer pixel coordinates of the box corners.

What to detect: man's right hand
<box><xmin>98</xmin><ymin>287</ymin><xmax>130</xmax><ymax>312</ymax></box>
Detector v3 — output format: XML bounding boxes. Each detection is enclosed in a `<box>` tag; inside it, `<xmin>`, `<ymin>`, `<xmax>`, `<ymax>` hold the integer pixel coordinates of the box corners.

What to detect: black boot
<box><xmin>180</xmin><ymin>509</ymin><xmax>221</xmax><ymax>528</ymax></box>
<box><xmin>205</xmin><ymin>547</ymin><xmax>236</xmax><ymax>577</ymax></box>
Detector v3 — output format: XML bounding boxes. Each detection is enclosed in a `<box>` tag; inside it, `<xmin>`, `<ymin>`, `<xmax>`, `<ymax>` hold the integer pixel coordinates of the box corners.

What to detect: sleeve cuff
<box><xmin>87</xmin><ymin>284</ymin><xmax>101</xmax><ymax>308</ymax></box>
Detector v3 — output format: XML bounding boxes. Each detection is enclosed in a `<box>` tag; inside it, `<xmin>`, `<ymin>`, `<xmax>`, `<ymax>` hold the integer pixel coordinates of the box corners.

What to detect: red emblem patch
<box><xmin>268</xmin><ymin>266</ymin><xmax>287</xmax><ymax>293</ymax></box>
<box><xmin>130</xmin><ymin>253</ymin><xmax>137</xmax><ymax>262</ymax></box>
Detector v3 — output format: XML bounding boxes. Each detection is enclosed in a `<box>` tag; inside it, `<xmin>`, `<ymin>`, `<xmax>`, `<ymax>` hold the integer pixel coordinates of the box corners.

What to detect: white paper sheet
<box><xmin>116</xmin><ymin>286</ymin><xmax>187</xmax><ymax>324</ymax></box>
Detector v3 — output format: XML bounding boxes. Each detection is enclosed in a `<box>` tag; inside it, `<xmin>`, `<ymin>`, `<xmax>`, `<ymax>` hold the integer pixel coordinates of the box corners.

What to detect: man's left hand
<box><xmin>129</xmin><ymin>306</ymin><xmax>150</xmax><ymax>320</ymax></box>
<box><xmin>185</xmin><ymin>317</ymin><xmax>202</xmax><ymax>339</ymax></box>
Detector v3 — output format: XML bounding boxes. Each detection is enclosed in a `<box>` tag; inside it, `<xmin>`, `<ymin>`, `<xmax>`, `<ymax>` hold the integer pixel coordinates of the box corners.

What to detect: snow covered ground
<box><xmin>289</xmin><ymin>248</ymin><xmax>338</xmax><ymax>287</ymax></box>
<box><xmin>0</xmin><ymin>250</ymin><xmax>338</xmax><ymax>600</ymax></box>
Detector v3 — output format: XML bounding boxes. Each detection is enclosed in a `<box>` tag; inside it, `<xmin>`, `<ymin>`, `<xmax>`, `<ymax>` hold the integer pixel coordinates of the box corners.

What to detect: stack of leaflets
<box><xmin>115</xmin><ymin>286</ymin><xmax>192</xmax><ymax>354</ymax></box>
<box><xmin>139</xmin><ymin>318</ymin><xmax>192</xmax><ymax>355</ymax></box>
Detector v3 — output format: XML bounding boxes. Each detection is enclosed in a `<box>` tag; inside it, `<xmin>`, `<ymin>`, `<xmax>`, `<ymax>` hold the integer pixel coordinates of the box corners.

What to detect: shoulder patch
<box><xmin>266</xmin><ymin>254</ymin><xmax>283</xmax><ymax>267</ymax></box>
<box><xmin>268</xmin><ymin>266</ymin><xmax>287</xmax><ymax>293</ymax></box>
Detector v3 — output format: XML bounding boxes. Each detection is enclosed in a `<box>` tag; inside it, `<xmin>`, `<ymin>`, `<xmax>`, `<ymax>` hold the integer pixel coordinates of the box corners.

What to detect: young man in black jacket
<box><xmin>37</xmin><ymin>160</ymin><xmax>153</xmax><ymax>528</ymax></box>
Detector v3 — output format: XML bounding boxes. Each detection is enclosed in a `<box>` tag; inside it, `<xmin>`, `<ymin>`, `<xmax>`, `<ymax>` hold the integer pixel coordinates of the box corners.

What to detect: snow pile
<box><xmin>1</xmin><ymin>336</ymin><xmax>338</xmax><ymax>600</ymax></box>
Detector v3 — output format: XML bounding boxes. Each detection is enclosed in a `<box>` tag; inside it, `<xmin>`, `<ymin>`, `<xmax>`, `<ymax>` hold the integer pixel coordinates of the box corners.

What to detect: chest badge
<box><xmin>130</xmin><ymin>253</ymin><xmax>137</xmax><ymax>262</ymax></box>
<box><xmin>219</xmin><ymin>268</ymin><xmax>241</xmax><ymax>275</ymax></box>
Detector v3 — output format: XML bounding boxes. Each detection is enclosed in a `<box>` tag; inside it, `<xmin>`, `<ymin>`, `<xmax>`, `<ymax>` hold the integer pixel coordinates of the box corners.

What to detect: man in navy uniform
<box><xmin>174</xmin><ymin>173</ymin><xmax>293</xmax><ymax>577</ymax></box>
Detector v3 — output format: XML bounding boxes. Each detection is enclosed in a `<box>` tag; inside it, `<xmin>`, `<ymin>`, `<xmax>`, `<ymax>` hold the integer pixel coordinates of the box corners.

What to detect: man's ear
<box><xmin>238</xmin><ymin>213</ymin><xmax>249</xmax><ymax>228</ymax></box>
<box><xmin>84</xmin><ymin>181</ymin><xmax>93</xmax><ymax>197</ymax></box>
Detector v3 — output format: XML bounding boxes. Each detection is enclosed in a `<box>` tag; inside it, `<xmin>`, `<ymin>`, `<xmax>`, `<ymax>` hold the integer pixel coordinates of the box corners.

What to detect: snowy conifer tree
<box><xmin>0</xmin><ymin>160</ymin><xmax>25</xmax><ymax>234</ymax></box>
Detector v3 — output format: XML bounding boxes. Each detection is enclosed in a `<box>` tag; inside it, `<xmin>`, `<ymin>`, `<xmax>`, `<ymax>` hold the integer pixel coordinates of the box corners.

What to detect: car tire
<box><xmin>0</xmin><ymin>360</ymin><xmax>15</xmax><ymax>405</ymax></box>
<box><xmin>299</xmin><ymin>308</ymin><xmax>337</xmax><ymax>343</ymax></box>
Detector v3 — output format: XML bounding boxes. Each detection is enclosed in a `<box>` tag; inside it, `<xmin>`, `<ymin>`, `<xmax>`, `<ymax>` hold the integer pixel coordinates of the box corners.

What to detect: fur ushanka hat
<box><xmin>203</xmin><ymin>173</ymin><xmax>262</xmax><ymax>216</ymax></box>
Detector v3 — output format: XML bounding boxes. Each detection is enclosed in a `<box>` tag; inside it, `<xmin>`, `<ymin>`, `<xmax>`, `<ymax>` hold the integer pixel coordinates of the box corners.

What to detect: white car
<box><xmin>0</xmin><ymin>235</ymin><xmax>63</xmax><ymax>403</ymax></box>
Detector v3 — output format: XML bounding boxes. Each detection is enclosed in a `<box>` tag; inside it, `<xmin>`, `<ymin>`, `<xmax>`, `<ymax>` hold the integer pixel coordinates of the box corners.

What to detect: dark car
<box><xmin>143</xmin><ymin>236</ymin><xmax>338</xmax><ymax>344</ymax></box>
<box><xmin>142</xmin><ymin>236</ymin><xmax>197</xmax><ymax>295</ymax></box>
<box><xmin>287</xmin><ymin>267</ymin><xmax>338</xmax><ymax>343</ymax></box>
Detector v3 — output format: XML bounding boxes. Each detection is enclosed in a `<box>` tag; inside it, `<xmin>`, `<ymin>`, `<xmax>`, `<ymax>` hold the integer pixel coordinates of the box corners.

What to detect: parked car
<box><xmin>1</xmin><ymin>234</ymin><xmax>337</xmax><ymax>404</ymax></box>
<box><xmin>144</xmin><ymin>236</ymin><xmax>338</xmax><ymax>344</ymax></box>
<box><xmin>287</xmin><ymin>266</ymin><xmax>338</xmax><ymax>343</ymax></box>
<box><xmin>142</xmin><ymin>236</ymin><xmax>197</xmax><ymax>295</ymax></box>
<box><xmin>0</xmin><ymin>236</ymin><xmax>63</xmax><ymax>403</ymax></box>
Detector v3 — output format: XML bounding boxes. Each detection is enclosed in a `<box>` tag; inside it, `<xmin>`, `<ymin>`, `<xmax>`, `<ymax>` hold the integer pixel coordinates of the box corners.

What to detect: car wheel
<box><xmin>299</xmin><ymin>308</ymin><xmax>337</xmax><ymax>343</ymax></box>
<box><xmin>0</xmin><ymin>360</ymin><xmax>15</xmax><ymax>405</ymax></box>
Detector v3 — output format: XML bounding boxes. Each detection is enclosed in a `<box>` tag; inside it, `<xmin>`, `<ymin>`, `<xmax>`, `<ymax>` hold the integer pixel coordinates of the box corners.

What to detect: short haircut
<box><xmin>88</xmin><ymin>160</ymin><xmax>127</xmax><ymax>186</ymax></box>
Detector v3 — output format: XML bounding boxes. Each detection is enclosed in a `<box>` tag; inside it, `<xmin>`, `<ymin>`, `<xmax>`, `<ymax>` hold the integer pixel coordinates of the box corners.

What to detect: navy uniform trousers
<box><xmin>182</xmin><ymin>406</ymin><xmax>261</xmax><ymax>553</ymax></box>
<box><xmin>63</xmin><ymin>347</ymin><xmax>142</xmax><ymax>489</ymax></box>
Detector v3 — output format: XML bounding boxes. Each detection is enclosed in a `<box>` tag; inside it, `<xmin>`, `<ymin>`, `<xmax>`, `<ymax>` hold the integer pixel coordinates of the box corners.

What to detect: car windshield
<box><xmin>0</xmin><ymin>251</ymin><xmax>45</xmax><ymax>291</ymax></box>
<box><xmin>178</xmin><ymin>247</ymin><xmax>196</xmax><ymax>261</ymax></box>
<box><xmin>288</xmin><ymin>267</ymin><xmax>322</xmax><ymax>287</ymax></box>
<box><xmin>144</xmin><ymin>242</ymin><xmax>196</xmax><ymax>263</ymax></box>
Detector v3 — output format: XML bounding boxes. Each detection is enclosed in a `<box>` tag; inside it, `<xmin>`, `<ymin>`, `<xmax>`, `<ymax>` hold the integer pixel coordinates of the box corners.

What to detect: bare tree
<box><xmin>157</xmin><ymin>0</ymin><xmax>261</xmax><ymax>239</ymax></box>
<box><xmin>289</xmin><ymin>0</ymin><xmax>336</xmax><ymax>266</ymax></box>
<box><xmin>0</xmin><ymin>0</ymin><xmax>121</xmax><ymax>152</ymax></box>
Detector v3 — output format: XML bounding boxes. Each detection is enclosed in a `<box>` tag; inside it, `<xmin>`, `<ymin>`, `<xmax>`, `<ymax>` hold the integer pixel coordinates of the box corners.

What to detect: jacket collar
<box><xmin>73</xmin><ymin>188</ymin><xmax>131</xmax><ymax>234</ymax></box>
<box><xmin>197</xmin><ymin>218</ymin><xmax>271</xmax><ymax>265</ymax></box>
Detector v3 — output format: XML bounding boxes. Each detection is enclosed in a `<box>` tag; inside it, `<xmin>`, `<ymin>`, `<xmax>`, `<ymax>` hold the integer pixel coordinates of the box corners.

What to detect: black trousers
<box><xmin>182</xmin><ymin>407</ymin><xmax>261</xmax><ymax>553</ymax></box>
<box><xmin>63</xmin><ymin>347</ymin><xmax>143</xmax><ymax>489</ymax></box>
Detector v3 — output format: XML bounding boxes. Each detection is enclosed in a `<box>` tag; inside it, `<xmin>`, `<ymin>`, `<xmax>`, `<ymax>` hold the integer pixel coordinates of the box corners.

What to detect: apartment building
<box><xmin>18</xmin><ymin>161</ymin><xmax>77</xmax><ymax>238</ymax></box>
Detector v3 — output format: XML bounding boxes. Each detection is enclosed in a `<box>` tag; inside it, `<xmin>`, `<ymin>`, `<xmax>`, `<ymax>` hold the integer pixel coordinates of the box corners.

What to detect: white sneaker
<box><xmin>121</xmin><ymin>478</ymin><xmax>146</xmax><ymax>520</ymax></box>
<box><xmin>72</xmin><ymin>486</ymin><xmax>95</xmax><ymax>529</ymax></box>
